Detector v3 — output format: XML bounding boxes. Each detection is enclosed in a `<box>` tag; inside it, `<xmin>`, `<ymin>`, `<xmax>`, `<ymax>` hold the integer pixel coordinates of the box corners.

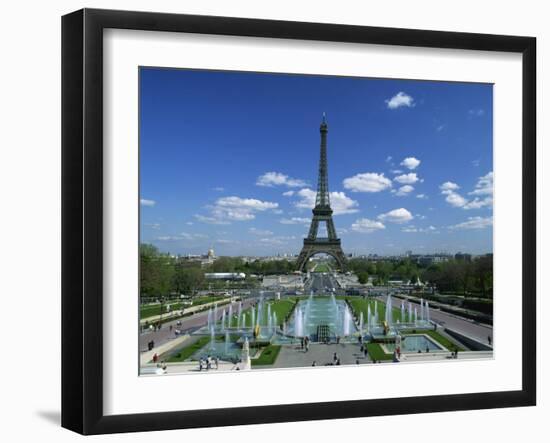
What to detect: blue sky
<box><xmin>140</xmin><ymin>67</ymin><xmax>493</xmax><ymax>257</ymax></box>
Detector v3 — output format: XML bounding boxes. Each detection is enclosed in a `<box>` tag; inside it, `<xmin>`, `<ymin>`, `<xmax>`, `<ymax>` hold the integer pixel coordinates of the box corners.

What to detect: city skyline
<box><xmin>140</xmin><ymin>67</ymin><xmax>493</xmax><ymax>257</ymax></box>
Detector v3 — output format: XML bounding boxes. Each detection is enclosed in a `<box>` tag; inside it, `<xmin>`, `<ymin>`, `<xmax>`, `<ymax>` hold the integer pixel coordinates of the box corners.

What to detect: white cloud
<box><xmin>248</xmin><ymin>227</ymin><xmax>274</xmax><ymax>236</ymax></box>
<box><xmin>386</xmin><ymin>92</ymin><xmax>415</xmax><ymax>109</ymax></box>
<box><xmin>400</xmin><ymin>157</ymin><xmax>421</xmax><ymax>170</ymax></box>
<box><xmin>279</xmin><ymin>217</ymin><xmax>310</xmax><ymax>225</ymax></box>
<box><xmin>186</xmin><ymin>222</ymin><xmax>194</xmax><ymax>226</ymax></box>
<box><xmin>394</xmin><ymin>173</ymin><xmax>419</xmax><ymax>184</ymax></box>
<box><xmin>440</xmin><ymin>173</ymin><xmax>493</xmax><ymax>210</ymax></box>
<box><xmin>385</xmin><ymin>156</ymin><xmax>393</xmax><ymax>162</ymax></box>
<box><xmin>343</xmin><ymin>172</ymin><xmax>392</xmax><ymax>193</ymax></box>
<box><xmin>145</xmin><ymin>223</ymin><xmax>161</xmax><ymax>230</ymax></box>
<box><xmin>416</xmin><ymin>194</ymin><xmax>428</xmax><ymax>199</ymax></box>
<box><xmin>156</xmin><ymin>232</ymin><xmax>207</xmax><ymax>241</ymax></box>
<box><xmin>395</xmin><ymin>185</ymin><xmax>414</xmax><ymax>196</ymax></box>
<box><xmin>402</xmin><ymin>225</ymin><xmax>437</xmax><ymax>233</ymax></box>
<box><xmin>195</xmin><ymin>196</ymin><xmax>278</xmax><ymax>224</ymax></box>
<box><xmin>449</xmin><ymin>216</ymin><xmax>493</xmax><ymax>230</ymax></box>
<box><xmin>194</xmin><ymin>214</ymin><xmax>230</xmax><ymax>225</ymax></box>
<box><xmin>256</xmin><ymin>171</ymin><xmax>307</xmax><ymax>188</ymax></box>
<box><xmin>445</xmin><ymin>192</ymin><xmax>468</xmax><ymax>208</ymax></box>
<box><xmin>293</xmin><ymin>188</ymin><xmax>359</xmax><ymax>215</ymax></box>
<box><xmin>351</xmin><ymin>218</ymin><xmax>386</xmax><ymax>233</ymax></box>
<box><xmin>378</xmin><ymin>208</ymin><xmax>414</xmax><ymax>224</ymax></box>
<box><xmin>390</xmin><ymin>169</ymin><xmax>403</xmax><ymax>174</ymax></box>
<box><xmin>282</xmin><ymin>190</ymin><xmax>295</xmax><ymax>197</ymax></box>
<box><xmin>469</xmin><ymin>171</ymin><xmax>493</xmax><ymax>196</ymax></box>
<box><xmin>140</xmin><ymin>198</ymin><xmax>156</xmax><ymax>207</ymax></box>
<box><xmin>468</xmin><ymin>109</ymin><xmax>485</xmax><ymax>117</ymax></box>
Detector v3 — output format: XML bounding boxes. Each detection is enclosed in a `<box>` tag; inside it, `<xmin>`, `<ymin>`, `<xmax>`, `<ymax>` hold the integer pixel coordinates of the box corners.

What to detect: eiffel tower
<box><xmin>296</xmin><ymin>115</ymin><xmax>347</xmax><ymax>272</ymax></box>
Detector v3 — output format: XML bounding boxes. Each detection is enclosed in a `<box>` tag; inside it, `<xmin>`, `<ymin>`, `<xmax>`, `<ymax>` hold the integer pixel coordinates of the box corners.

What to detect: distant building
<box><xmin>204</xmin><ymin>272</ymin><xmax>246</xmax><ymax>280</ymax></box>
<box><xmin>455</xmin><ymin>252</ymin><xmax>472</xmax><ymax>262</ymax></box>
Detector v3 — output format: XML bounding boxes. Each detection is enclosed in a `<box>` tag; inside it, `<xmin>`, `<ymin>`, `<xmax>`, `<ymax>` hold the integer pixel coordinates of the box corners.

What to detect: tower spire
<box><xmin>316</xmin><ymin>114</ymin><xmax>330</xmax><ymax>207</ymax></box>
<box><xmin>295</xmin><ymin>117</ymin><xmax>346</xmax><ymax>272</ymax></box>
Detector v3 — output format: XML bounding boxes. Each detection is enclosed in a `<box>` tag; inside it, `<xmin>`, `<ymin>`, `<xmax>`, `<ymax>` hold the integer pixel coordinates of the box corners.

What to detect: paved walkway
<box><xmin>272</xmin><ymin>343</ymin><xmax>369</xmax><ymax>368</ymax></box>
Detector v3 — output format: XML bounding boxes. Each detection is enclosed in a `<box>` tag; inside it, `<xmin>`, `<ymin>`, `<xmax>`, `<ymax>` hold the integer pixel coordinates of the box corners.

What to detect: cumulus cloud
<box><xmin>279</xmin><ymin>217</ymin><xmax>310</xmax><ymax>225</ymax></box>
<box><xmin>402</xmin><ymin>225</ymin><xmax>437</xmax><ymax>233</ymax></box>
<box><xmin>394</xmin><ymin>173</ymin><xmax>419</xmax><ymax>185</ymax></box>
<box><xmin>400</xmin><ymin>157</ymin><xmax>421</xmax><ymax>170</ymax></box>
<box><xmin>140</xmin><ymin>198</ymin><xmax>156</xmax><ymax>207</ymax></box>
<box><xmin>440</xmin><ymin>173</ymin><xmax>493</xmax><ymax>210</ymax></box>
<box><xmin>377</xmin><ymin>208</ymin><xmax>414</xmax><ymax>224</ymax></box>
<box><xmin>282</xmin><ymin>190</ymin><xmax>295</xmax><ymax>197</ymax></box>
<box><xmin>293</xmin><ymin>188</ymin><xmax>359</xmax><ymax>215</ymax></box>
<box><xmin>195</xmin><ymin>196</ymin><xmax>278</xmax><ymax>224</ymax></box>
<box><xmin>416</xmin><ymin>194</ymin><xmax>428</xmax><ymax>199</ymax></box>
<box><xmin>351</xmin><ymin>218</ymin><xmax>386</xmax><ymax>233</ymax></box>
<box><xmin>256</xmin><ymin>171</ymin><xmax>307</xmax><ymax>188</ymax></box>
<box><xmin>469</xmin><ymin>172</ymin><xmax>493</xmax><ymax>196</ymax></box>
<box><xmin>386</xmin><ymin>92</ymin><xmax>415</xmax><ymax>109</ymax></box>
<box><xmin>343</xmin><ymin>172</ymin><xmax>392</xmax><ymax>193</ymax></box>
<box><xmin>395</xmin><ymin>185</ymin><xmax>414</xmax><ymax>197</ymax></box>
<box><xmin>449</xmin><ymin>216</ymin><xmax>493</xmax><ymax>230</ymax></box>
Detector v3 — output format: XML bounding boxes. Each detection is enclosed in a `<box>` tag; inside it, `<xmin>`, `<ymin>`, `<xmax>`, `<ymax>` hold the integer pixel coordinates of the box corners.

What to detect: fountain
<box><xmin>359</xmin><ymin>312</ymin><xmax>364</xmax><ymax>336</ymax></box>
<box><xmin>240</xmin><ymin>337</ymin><xmax>251</xmax><ymax>370</ymax></box>
<box><xmin>210</xmin><ymin>326</ymin><xmax>215</xmax><ymax>351</ymax></box>
<box><xmin>426</xmin><ymin>301</ymin><xmax>430</xmax><ymax>323</ymax></box>
<box><xmin>295</xmin><ymin>306</ymin><xmax>304</xmax><ymax>337</ymax></box>
<box><xmin>207</xmin><ymin>307</ymin><xmax>213</xmax><ymax>331</ymax></box>
<box><xmin>221</xmin><ymin>309</ymin><xmax>226</xmax><ymax>331</ymax></box>
<box><xmin>367</xmin><ymin>305</ymin><xmax>372</xmax><ymax>332</ymax></box>
<box><xmin>343</xmin><ymin>307</ymin><xmax>351</xmax><ymax>336</ymax></box>
<box><xmin>251</xmin><ymin>308</ymin><xmax>255</xmax><ymax>329</ymax></box>
<box><xmin>414</xmin><ymin>307</ymin><xmax>418</xmax><ymax>326</ymax></box>
<box><xmin>224</xmin><ymin>331</ymin><xmax>230</xmax><ymax>354</ymax></box>
<box><xmin>228</xmin><ymin>305</ymin><xmax>233</xmax><ymax>327</ymax></box>
<box><xmin>385</xmin><ymin>295</ymin><xmax>393</xmax><ymax>326</ymax></box>
<box><xmin>401</xmin><ymin>301</ymin><xmax>405</xmax><ymax>323</ymax></box>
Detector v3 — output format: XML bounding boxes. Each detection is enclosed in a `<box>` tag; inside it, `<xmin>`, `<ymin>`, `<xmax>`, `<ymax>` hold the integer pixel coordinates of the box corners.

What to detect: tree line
<box><xmin>347</xmin><ymin>256</ymin><xmax>493</xmax><ymax>298</ymax></box>
<box><xmin>140</xmin><ymin>244</ymin><xmax>295</xmax><ymax>299</ymax></box>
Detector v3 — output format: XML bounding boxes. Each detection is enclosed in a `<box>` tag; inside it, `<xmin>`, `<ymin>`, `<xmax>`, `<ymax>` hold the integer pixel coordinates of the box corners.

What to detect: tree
<box><xmin>357</xmin><ymin>271</ymin><xmax>369</xmax><ymax>285</ymax></box>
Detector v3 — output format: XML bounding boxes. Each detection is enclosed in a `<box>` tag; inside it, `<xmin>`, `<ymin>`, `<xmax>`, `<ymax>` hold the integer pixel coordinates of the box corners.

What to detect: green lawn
<box><xmin>227</xmin><ymin>298</ymin><xmax>297</xmax><ymax>328</ymax></box>
<box><xmin>251</xmin><ymin>344</ymin><xmax>281</xmax><ymax>366</ymax></box>
<box><xmin>313</xmin><ymin>263</ymin><xmax>331</xmax><ymax>273</ymax></box>
<box><xmin>366</xmin><ymin>343</ymin><xmax>394</xmax><ymax>361</ymax></box>
<box><xmin>166</xmin><ymin>336</ymin><xmax>211</xmax><ymax>362</ymax></box>
<box><xmin>346</xmin><ymin>297</ymin><xmax>402</xmax><ymax>323</ymax></box>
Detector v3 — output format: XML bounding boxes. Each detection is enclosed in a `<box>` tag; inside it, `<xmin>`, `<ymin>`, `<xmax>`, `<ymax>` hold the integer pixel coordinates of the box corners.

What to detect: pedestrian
<box><xmin>455</xmin><ymin>348</ymin><xmax>459</xmax><ymax>359</ymax></box>
<box><xmin>364</xmin><ymin>347</ymin><xmax>368</xmax><ymax>358</ymax></box>
<box><xmin>169</xmin><ymin>325</ymin><xmax>173</xmax><ymax>332</ymax></box>
<box><xmin>488</xmin><ymin>335</ymin><xmax>492</xmax><ymax>346</ymax></box>
<box><xmin>336</xmin><ymin>358</ymin><xmax>341</xmax><ymax>366</ymax></box>
<box><xmin>360</xmin><ymin>344</ymin><xmax>364</xmax><ymax>353</ymax></box>
<box><xmin>215</xmin><ymin>356</ymin><xmax>219</xmax><ymax>369</ymax></box>
<box><xmin>426</xmin><ymin>346</ymin><xmax>430</xmax><ymax>353</ymax></box>
<box><xmin>301</xmin><ymin>337</ymin><xmax>304</xmax><ymax>349</ymax></box>
<box><xmin>152</xmin><ymin>353</ymin><xmax>158</xmax><ymax>363</ymax></box>
<box><xmin>333</xmin><ymin>352</ymin><xmax>338</xmax><ymax>363</ymax></box>
<box><xmin>312</xmin><ymin>361</ymin><xmax>316</xmax><ymax>367</ymax></box>
<box><xmin>199</xmin><ymin>359</ymin><xmax>203</xmax><ymax>371</ymax></box>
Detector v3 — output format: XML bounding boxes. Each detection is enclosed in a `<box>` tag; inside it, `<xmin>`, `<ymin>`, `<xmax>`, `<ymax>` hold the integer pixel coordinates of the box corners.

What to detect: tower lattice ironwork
<box><xmin>295</xmin><ymin>115</ymin><xmax>347</xmax><ymax>272</ymax></box>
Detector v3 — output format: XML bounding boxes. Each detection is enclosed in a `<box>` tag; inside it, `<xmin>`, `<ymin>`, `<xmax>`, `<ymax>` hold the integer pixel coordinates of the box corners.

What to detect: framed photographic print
<box><xmin>61</xmin><ymin>8</ymin><xmax>536</xmax><ymax>435</ymax></box>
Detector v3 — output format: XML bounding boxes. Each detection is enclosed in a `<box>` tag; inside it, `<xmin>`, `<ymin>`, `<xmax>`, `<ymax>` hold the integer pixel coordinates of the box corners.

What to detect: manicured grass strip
<box><xmin>313</xmin><ymin>263</ymin><xmax>330</xmax><ymax>272</ymax></box>
<box><xmin>251</xmin><ymin>345</ymin><xmax>281</xmax><ymax>366</ymax></box>
<box><xmin>366</xmin><ymin>343</ymin><xmax>393</xmax><ymax>361</ymax></box>
<box><xmin>400</xmin><ymin>329</ymin><xmax>464</xmax><ymax>351</ymax></box>
<box><xmin>227</xmin><ymin>298</ymin><xmax>297</xmax><ymax>328</ymax></box>
<box><xmin>347</xmin><ymin>298</ymin><xmax>401</xmax><ymax>324</ymax></box>
<box><xmin>166</xmin><ymin>336</ymin><xmax>211</xmax><ymax>362</ymax></box>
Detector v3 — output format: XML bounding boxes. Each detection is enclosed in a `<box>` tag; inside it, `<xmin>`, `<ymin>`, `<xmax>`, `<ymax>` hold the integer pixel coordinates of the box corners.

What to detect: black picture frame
<box><xmin>61</xmin><ymin>8</ymin><xmax>536</xmax><ymax>435</ymax></box>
